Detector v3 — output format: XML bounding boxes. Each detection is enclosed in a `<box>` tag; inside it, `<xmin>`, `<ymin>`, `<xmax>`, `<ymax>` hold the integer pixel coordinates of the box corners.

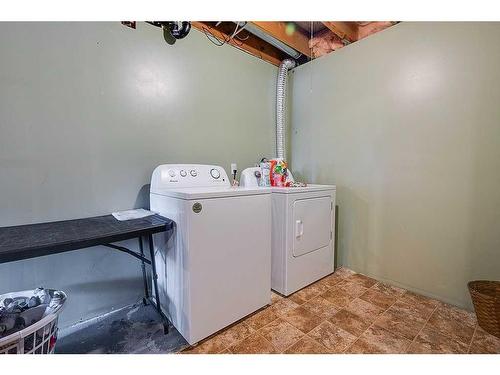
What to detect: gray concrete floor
<box><xmin>56</xmin><ymin>302</ymin><xmax>188</xmax><ymax>354</ymax></box>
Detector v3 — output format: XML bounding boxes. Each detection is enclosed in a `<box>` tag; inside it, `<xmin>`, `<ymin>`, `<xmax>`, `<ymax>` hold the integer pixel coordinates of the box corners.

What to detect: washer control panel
<box><xmin>151</xmin><ymin>164</ymin><xmax>230</xmax><ymax>190</ymax></box>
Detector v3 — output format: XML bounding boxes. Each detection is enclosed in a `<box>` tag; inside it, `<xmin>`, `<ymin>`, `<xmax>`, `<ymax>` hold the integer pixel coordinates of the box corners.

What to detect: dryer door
<box><xmin>292</xmin><ymin>196</ymin><xmax>332</xmax><ymax>257</ymax></box>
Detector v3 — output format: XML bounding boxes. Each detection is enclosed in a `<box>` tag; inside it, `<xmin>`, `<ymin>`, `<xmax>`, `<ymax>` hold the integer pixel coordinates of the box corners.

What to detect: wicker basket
<box><xmin>468</xmin><ymin>280</ymin><xmax>500</xmax><ymax>338</ymax></box>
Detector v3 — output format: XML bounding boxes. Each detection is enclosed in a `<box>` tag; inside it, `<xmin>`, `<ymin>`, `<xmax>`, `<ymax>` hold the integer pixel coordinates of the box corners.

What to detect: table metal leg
<box><xmin>148</xmin><ymin>233</ymin><xmax>169</xmax><ymax>334</ymax></box>
<box><xmin>138</xmin><ymin>236</ymin><xmax>150</xmax><ymax>305</ymax></box>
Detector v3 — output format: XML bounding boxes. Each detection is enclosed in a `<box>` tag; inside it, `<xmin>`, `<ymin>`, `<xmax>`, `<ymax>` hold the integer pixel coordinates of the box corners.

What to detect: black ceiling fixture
<box><xmin>146</xmin><ymin>21</ymin><xmax>191</xmax><ymax>45</ymax></box>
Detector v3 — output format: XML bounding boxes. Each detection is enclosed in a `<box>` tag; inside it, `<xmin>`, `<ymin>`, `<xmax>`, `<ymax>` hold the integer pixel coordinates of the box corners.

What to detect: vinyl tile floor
<box><xmin>181</xmin><ymin>267</ymin><xmax>500</xmax><ymax>354</ymax></box>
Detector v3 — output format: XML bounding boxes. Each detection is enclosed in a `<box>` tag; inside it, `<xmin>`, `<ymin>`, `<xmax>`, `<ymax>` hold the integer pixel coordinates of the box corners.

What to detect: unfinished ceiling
<box><xmin>191</xmin><ymin>22</ymin><xmax>398</xmax><ymax>66</ymax></box>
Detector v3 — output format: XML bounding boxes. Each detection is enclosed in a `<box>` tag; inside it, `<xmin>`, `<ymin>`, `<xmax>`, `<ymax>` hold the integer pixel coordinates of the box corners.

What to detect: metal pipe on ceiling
<box><xmin>234</xmin><ymin>22</ymin><xmax>302</xmax><ymax>60</ymax></box>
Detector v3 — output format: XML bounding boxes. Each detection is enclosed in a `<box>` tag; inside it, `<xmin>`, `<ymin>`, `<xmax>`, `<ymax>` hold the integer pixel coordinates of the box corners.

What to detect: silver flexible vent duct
<box><xmin>276</xmin><ymin>59</ymin><xmax>296</xmax><ymax>159</ymax></box>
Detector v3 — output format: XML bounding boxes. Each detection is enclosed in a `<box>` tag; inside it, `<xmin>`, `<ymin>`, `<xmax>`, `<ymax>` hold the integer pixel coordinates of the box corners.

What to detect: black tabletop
<box><xmin>0</xmin><ymin>214</ymin><xmax>174</xmax><ymax>264</ymax></box>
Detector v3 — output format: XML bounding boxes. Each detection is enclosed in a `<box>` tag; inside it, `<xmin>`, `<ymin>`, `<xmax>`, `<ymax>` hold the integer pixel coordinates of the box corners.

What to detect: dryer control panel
<box><xmin>151</xmin><ymin>164</ymin><xmax>230</xmax><ymax>190</ymax></box>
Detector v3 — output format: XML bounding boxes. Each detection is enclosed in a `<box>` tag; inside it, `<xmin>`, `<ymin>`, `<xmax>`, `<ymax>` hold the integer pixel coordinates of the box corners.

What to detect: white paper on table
<box><xmin>112</xmin><ymin>208</ymin><xmax>154</xmax><ymax>221</ymax></box>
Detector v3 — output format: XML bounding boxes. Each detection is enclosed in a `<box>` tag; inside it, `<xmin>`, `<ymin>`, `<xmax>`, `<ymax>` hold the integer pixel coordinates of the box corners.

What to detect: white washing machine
<box><xmin>241</xmin><ymin>167</ymin><xmax>336</xmax><ymax>296</ymax></box>
<box><xmin>150</xmin><ymin>164</ymin><xmax>271</xmax><ymax>345</ymax></box>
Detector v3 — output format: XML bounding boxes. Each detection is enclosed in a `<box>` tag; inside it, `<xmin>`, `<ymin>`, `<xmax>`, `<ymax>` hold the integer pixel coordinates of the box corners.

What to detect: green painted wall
<box><xmin>0</xmin><ymin>22</ymin><xmax>276</xmax><ymax>327</ymax></box>
<box><xmin>290</xmin><ymin>22</ymin><xmax>500</xmax><ymax>309</ymax></box>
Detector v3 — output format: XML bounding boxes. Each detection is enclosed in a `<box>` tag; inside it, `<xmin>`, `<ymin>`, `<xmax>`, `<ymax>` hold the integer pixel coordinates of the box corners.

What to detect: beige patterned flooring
<box><xmin>181</xmin><ymin>267</ymin><xmax>500</xmax><ymax>354</ymax></box>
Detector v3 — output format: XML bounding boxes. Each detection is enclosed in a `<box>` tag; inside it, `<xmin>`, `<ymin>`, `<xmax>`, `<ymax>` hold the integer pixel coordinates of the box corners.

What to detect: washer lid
<box><xmin>150</xmin><ymin>186</ymin><xmax>271</xmax><ymax>200</ymax></box>
<box><xmin>271</xmin><ymin>184</ymin><xmax>336</xmax><ymax>194</ymax></box>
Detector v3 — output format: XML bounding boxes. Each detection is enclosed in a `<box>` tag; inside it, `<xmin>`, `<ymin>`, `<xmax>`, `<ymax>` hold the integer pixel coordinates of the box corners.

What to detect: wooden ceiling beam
<box><xmin>249</xmin><ymin>21</ymin><xmax>312</xmax><ymax>57</ymax></box>
<box><xmin>191</xmin><ymin>21</ymin><xmax>284</xmax><ymax>66</ymax></box>
<box><xmin>321</xmin><ymin>22</ymin><xmax>358</xmax><ymax>43</ymax></box>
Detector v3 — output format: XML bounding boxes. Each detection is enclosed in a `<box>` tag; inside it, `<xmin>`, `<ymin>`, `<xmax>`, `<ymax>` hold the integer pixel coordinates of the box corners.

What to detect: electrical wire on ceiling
<box><xmin>202</xmin><ymin>25</ymin><xmax>228</xmax><ymax>46</ymax></box>
<box><xmin>230</xmin><ymin>22</ymin><xmax>245</xmax><ymax>39</ymax></box>
<box><xmin>233</xmin><ymin>22</ymin><xmax>249</xmax><ymax>41</ymax></box>
<box><xmin>235</xmin><ymin>32</ymin><xmax>249</xmax><ymax>41</ymax></box>
<box><xmin>202</xmin><ymin>22</ymin><xmax>250</xmax><ymax>47</ymax></box>
<box><xmin>200</xmin><ymin>22</ymin><xmax>266</xmax><ymax>63</ymax></box>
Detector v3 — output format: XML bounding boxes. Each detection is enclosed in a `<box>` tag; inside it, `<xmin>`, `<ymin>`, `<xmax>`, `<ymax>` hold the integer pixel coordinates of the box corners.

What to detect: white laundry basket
<box><xmin>0</xmin><ymin>289</ymin><xmax>66</xmax><ymax>354</ymax></box>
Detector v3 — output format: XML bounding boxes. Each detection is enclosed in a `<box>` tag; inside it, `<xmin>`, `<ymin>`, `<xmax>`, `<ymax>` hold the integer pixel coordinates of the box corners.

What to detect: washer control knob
<box><xmin>190</xmin><ymin>169</ymin><xmax>198</xmax><ymax>177</ymax></box>
<box><xmin>168</xmin><ymin>169</ymin><xmax>176</xmax><ymax>177</ymax></box>
<box><xmin>180</xmin><ymin>170</ymin><xmax>187</xmax><ymax>177</ymax></box>
<box><xmin>210</xmin><ymin>168</ymin><xmax>220</xmax><ymax>179</ymax></box>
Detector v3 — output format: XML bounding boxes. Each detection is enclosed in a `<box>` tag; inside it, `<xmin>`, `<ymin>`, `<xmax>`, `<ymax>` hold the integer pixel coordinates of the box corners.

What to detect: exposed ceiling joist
<box><xmin>321</xmin><ymin>22</ymin><xmax>358</xmax><ymax>43</ymax></box>
<box><xmin>191</xmin><ymin>21</ymin><xmax>284</xmax><ymax>66</ymax></box>
<box><xmin>189</xmin><ymin>21</ymin><xmax>398</xmax><ymax>66</ymax></box>
<box><xmin>249</xmin><ymin>21</ymin><xmax>312</xmax><ymax>57</ymax></box>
